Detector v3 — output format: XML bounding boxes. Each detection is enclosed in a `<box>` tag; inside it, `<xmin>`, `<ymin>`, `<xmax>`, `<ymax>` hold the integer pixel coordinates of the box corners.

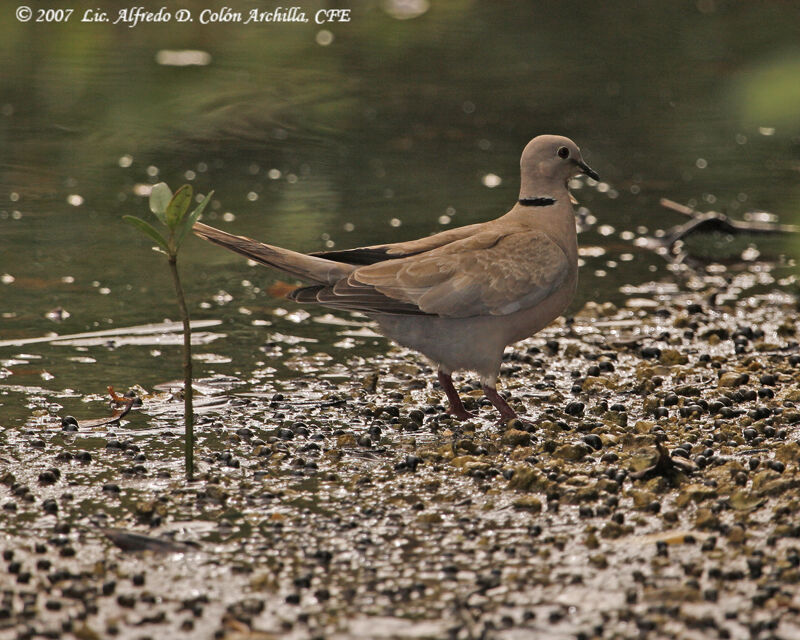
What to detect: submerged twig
<box><xmin>630</xmin><ymin>442</ymin><xmax>696</xmax><ymax>485</ymax></box>
<box><xmin>69</xmin><ymin>387</ymin><xmax>134</xmax><ymax>429</ymax></box>
<box><xmin>659</xmin><ymin>198</ymin><xmax>799</xmax><ymax>244</ymax></box>
<box><xmin>635</xmin><ymin>198</ymin><xmax>798</xmax><ymax>262</ymax></box>
<box><xmin>100</xmin><ymin>527</ymin><xmax>198</xmax><ymax>553</ymax></box>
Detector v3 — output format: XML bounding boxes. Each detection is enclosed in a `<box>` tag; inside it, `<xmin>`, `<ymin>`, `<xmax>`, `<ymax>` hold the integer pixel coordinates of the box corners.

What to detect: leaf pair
<box><xmin>123</xmin><ymin>182</ymin><xmax>214</xmax><ymax>256</ymax></box>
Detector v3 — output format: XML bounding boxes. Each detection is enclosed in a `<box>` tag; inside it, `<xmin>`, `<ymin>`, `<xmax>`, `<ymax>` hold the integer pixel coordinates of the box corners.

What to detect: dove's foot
<box><xmin>482</xmin><ymin>384</ymin><xmax>519</xmax><ymax>423</ymax></box>
<box><xmin>437</xmin><ymin>370</ymin><xmax>477</xmax><ymax>421</ymax></box>
<box><xmin>447</xmin><ymin>406</ymin><xmax>479</xmax><ymax>420</ymax></box>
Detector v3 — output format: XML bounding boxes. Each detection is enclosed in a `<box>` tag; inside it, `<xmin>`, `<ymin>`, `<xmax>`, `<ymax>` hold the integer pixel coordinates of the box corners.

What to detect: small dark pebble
<box><xmin>703</xmin><ymin>589</ymin><xmax>718</xmax><ymax>602</ymax></box>
<box><xmin>117</xmin><ymin>594</ymin><xmax>136</xmax><ymax>608</ymax></box>
<box><xmin>38</xmin><ymin>470</ymin><xmax>58</xmax><ymax>485</ymax></box>
<box><xmin>45</xmin><ymin>599</ymin><xmax>62</xmax><ymax>611</ymax></box>
<box><xmin>641</xmin><ymin>346</ymin><xmax>661</xmax><ymax>359</ymax></box>
<box><xmin>42</xmin><ymin>499</ymin><xmax>58</xmax><ymax>515</ymax></box>
<box><xmin>767</xmin><ymin>460</ymin><xmax>785</xmax><ymax>473</ymax></box>
<box><xmin>564</xmin><ymin>401</ymin><xmax>584</xmax><ymax>417</ymax></box>
<box><xmin>582</xmin><ymin>434</ymin><xmax>602</xmax><ymax>451</ymax></box>
<box><xmin>759</xmin><ymin>373</ymin><xmax>776</xmax><ymax>386</ymax></box>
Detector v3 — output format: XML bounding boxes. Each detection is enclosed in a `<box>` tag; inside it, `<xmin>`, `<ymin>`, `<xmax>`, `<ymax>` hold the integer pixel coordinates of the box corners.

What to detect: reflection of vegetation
<box><xmin>681</xmin><ymin>232</ymin><xmax>777</xmax><ymax>261</ymax></box>
<box><xmin>123</xmin><ymin>183</ymin><xmax>213</xmax><ymax>481</ymax></box>
<box><xmin>733</xmin><ymin>53</ymin><xmax>800</xmax><ymax>132</ymax></box>
<box><xmin>1</xmin><ymin>0</ymin><xmax>799</xmax><ymax>345</ymax></box>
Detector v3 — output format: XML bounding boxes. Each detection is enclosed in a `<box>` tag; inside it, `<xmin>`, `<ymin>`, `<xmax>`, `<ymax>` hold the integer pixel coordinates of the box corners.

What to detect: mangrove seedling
<box><xmin>123</xmin><ymin>182</ymin><xmax>213</xmax><ymax>481</ymax></box>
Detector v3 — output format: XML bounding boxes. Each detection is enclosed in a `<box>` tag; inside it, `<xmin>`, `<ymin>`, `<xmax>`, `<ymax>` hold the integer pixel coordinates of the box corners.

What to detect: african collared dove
<box><xmin>194</xmin><ymin>135</ymin><xmax>598</xmax><ymax>421</ymax></box>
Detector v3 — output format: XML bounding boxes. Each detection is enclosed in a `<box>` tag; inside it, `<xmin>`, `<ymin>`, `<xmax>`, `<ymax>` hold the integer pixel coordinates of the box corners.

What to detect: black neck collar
<box><xmin>519</xmin><ymin>197</ymin><xmax>556</xmax><ymax>207</ymax></box>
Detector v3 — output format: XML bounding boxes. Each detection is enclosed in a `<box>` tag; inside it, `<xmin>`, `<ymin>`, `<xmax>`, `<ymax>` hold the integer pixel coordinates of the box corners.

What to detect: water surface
<box><xmin>1</xmin><ymin>1</ymin><xmax>799</xmax><ymax>423</ymax></box>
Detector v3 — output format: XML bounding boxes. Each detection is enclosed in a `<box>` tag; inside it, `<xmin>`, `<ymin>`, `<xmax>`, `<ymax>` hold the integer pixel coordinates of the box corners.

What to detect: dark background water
<box><xmin>1</xmin><ymin>0</ymin><xmax>799</xmax><ymax>421</ymax></box>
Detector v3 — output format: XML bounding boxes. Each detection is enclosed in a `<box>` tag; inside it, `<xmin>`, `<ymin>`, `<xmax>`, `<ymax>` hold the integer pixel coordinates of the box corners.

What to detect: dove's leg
<box><xmin>438</xmin><ymin>369</ymin><xmax>477</xmax><ymax>420</ymax></box>
<box><xmin>482</xmin><ymin>383</ymin><xmax>518</xmax><ymax>422</ymax></box>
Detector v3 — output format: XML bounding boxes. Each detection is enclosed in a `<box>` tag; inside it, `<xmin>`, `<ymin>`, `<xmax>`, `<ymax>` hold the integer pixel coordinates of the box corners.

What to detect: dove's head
<box><xmin>519</xmin><ymin>135</ymin><xmax>598</xmax><ymax>199</ymax></box>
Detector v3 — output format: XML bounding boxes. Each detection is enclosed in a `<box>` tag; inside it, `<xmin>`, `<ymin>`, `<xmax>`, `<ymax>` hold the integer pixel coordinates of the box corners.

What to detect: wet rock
<box><xmin>506</xmin><ymin>467</ymin><xmax>547</xmax><ymax>491</ymax></box>
<box><xmin>582</xmin><ymin>434</ymin><xmax>602</xmax><ymax>451</ymax></box>
<box><xmin>553</xmin><ymin>443</ymin><xmax>592</xmax><ymax>461</ymax></box>
<box><xmin>641</xmin><ymin>346</ymin><xmax>662</xmax><ymax>359</ymax></box>
<box><xmin>38</xmin><ymin>469</ymin><xmax>59</xmax><ymax>485</ymax></box>
<box><xmin>600</xmin><ymin>521</ymin><xmax>632</xmax><ymax>539</ymax></box>
<box><xmin>695</xmin><ymin>509</ymin><xmax>720</xmax><ymax>530</ymax></box>
<box><xmin>564</xmin><ymin>401</ymin><xmax>585</xmax><ymax>417</ymax></box>
<box><xmin>675</xmin><ymin>384</ymin><xmax>701</xmax><ymax>397</ymax></box>
<box><xmin>718</xmin><ymin>372</ymin><xmax>748</xmax><ymax>388</ymax></box>
<box><xmin>675</xmin><ymin>484</ymin><xmax>718</xmax><ymax>507</ymax></box>
<box><xmin>336</xmin><ymin>433</ymin><xmax>358</xmax><ymax>447</ymax></box>
<box><xmin>42</xmin><ymin>498</ymin><xmax>58</xmax><ymax>514</ymax></box>
<box><xmin>629</xmin><ymin>490</ymin><xmax>657</xmax><ymax>510</ymax></box>
<box><xmin>501</xmin><ymin>429</ymin><xmax>531</xmax><ymax>447</ymax></box>
<box><xmin>660</xmin><ymin>349</ymin><xmax>688</xmax><ymax>365</ymax></box>
<box><xmin>512</xmin><ymin>496</ymin><xmax>542</xmax><ymax>512</ymax></box>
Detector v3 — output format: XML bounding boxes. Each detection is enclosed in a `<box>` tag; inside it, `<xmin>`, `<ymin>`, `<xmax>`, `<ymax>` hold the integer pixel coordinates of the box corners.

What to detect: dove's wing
<box><xmin>309</xmin><ymin>222</ymin><xmax>487</xmax><ymax>265</ymax></box>
<box><xmin>294</xmin><ymin>229</ymin><xmax>570</xmax><ymax>318</ymax></box>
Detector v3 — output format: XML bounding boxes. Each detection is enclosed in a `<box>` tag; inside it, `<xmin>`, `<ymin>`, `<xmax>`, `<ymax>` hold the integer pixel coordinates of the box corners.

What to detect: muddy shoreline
<box><xmin>1</xmin><ymin>285</ymin><xmax>800</xmax><ymax>640</ymax></box>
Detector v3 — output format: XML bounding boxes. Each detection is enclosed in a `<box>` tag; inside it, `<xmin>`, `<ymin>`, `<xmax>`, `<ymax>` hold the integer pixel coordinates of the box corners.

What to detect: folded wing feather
<box><xmin>316</xmin><ymin>230</ymin><xmax>570</xmax><ymax>318</ymax></box>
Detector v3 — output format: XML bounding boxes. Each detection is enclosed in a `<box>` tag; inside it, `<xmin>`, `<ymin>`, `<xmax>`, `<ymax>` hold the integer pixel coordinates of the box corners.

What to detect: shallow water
<box><xmin>1</xmin><ymin>1</ymin><xmax>799</xmax><ymax>419</ymax></box>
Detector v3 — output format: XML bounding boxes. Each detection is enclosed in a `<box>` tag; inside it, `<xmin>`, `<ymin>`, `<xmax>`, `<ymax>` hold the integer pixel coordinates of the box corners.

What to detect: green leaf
<box><xmin>166</xmin><ymin>184</ymin><xmax>193</xmax><ymax>229</ymax></box>
<box><xmin>149</xmin><ymin>183</ymin><xmax>172</xmax><ymax>225</ymax></box>
<box><xmin>176</xmin><ymin>190</ymin><xmax>214</xmax><ymax>249</ymax></box>
<box><xmin>123</xmin><ymin>215</ymin><xmax>169</xmax><ymax>252</ymax></box>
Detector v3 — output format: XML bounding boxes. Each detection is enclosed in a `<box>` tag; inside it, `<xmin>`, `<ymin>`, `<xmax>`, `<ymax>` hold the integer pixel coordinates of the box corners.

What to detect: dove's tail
<box><xmin>193</xmin><ymin>222</ymin><xmax>354</xmax><ymax>285</ymax></box>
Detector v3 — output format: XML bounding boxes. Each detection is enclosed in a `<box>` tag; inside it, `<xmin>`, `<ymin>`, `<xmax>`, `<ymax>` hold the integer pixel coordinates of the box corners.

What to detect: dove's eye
<box><xmin>557</xmin><ymin>146</ymin><xmax>570</xmax><ymax>159</ymax></box>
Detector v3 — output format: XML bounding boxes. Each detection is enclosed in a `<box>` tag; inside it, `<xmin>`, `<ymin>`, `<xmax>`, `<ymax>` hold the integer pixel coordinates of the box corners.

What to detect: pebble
<box><xmin>582</xmin><ymin>434</ymin><xmax>602</xmax><ymax>450</ymax></box>
<box><xmin>564</xmin><ymin>401</ymin><xmax>584</xmax><ymax>417</ymax></box>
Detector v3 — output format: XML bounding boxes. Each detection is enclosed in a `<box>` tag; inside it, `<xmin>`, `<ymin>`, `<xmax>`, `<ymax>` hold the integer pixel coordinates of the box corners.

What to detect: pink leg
<box><xmin>482</xmin><ymin>384</ymin><xmax>518</xmax><ymax>422</ymax></box>
<box><xmin>438</xmin><ymin>370</ymin><xmax>477</xmax><ymax>420</ymax></box>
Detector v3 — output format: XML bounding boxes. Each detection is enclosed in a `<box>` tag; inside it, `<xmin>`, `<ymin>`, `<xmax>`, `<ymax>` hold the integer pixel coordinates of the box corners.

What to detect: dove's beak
<box><xmin>578</xmin><ymin>160</ymin><xmax>599</xmax><ymax>181</ymax></box>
